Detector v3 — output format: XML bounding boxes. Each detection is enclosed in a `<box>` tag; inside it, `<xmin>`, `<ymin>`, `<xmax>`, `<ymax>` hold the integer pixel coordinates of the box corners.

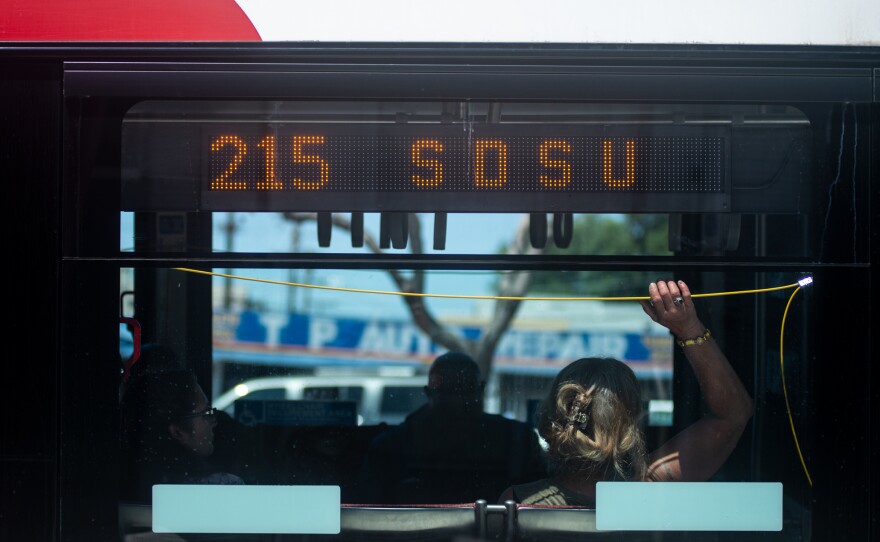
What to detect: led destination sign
<box><xmin>207</xmin><ymin>127</ymin><xmax>724</xmax><ymax>197</ymax></box>
<box><xmin>121</xmin><ymin>121</ymin><xmax>734</xmax><ymax>213</ymax></box>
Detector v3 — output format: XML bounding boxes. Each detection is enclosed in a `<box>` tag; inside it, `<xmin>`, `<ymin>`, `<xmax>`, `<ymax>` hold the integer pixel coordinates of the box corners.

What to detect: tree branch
<box><xmin>282</xmin><ymin>212</ymin><xmax>471</xmax><ymax>354</ymax></box>
<box><xmin>474</xmin><ymin>215</ymin><xmax>544</xmax><ymax>377</ymax></box>
<box><xmin>282</xmin><ymin>212</ymin><xmax>545</xmax><ymax>377</ymax></box>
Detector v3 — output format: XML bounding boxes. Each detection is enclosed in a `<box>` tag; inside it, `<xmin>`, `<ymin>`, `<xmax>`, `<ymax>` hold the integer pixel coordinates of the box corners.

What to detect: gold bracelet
<box><xmin>676</xmin><ymin>328</ymin><xmax>712</xmax><ymax>347</ymax></box>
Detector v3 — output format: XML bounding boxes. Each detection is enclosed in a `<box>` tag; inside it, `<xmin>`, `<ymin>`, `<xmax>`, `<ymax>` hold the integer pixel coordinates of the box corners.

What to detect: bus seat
<box><xmin>513</xmin><ymin>506</ymin><xmax>598</xmax><ymax>542</ymax></box>
<box><xmin>119</xmin><ymin>502</ymin><xmax>186</xmax><ymax>541</ymax></box>
<box><xmin>336</xmin><ymin>502</ymin><xmax>484</xmax><ymax>541</ymax></box>
<box><xmin>513</xmin><ymin>505</ymin><xmax>692</xmax><ymax>542</ymax></box>
<box><xmin>119</xmin><ymin>501</ymin><xmax>486</xmax><ymax>542</ymax></box>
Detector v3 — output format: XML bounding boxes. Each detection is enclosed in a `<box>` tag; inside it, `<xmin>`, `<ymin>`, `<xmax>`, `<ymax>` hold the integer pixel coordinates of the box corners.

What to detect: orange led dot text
<box><xmin>602</xmin><ymin>139</ymin><xmax>635</xmax><ymax>188</ymax></box>
<box><xmin>474</xmin><ymin>139</ymin><xmax>508</xmax><ymax>188</ymax></box>
<box><xmin>256</xmin><ymin>135</ymin><xmax>282</xmax><ymax>190</ymax></box>
<box><xmin>411</xmin><ymin>139</ymin><xmax>445</xmax><ymax>187</ymax></box>
<box><xmin>539</xmin><ymin>139</ymin><xmax>572</xmax><ymax>188</ymax></box>
<box><xmin>210</xmin><ymin>135</ymin><xmax>248</xmax><ymax>190</ymax></box>
<box><xmin>291</xmin><ymin>135</ymin><xmax>330</xmax><ymax>190</ymax></box>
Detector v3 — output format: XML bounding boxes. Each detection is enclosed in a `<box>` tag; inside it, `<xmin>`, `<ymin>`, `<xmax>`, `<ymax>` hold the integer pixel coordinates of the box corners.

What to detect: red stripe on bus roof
<box><xmin>0</xmin><ymin>0</ymin><xmax>261</xmax><ymax>41</ymax></box>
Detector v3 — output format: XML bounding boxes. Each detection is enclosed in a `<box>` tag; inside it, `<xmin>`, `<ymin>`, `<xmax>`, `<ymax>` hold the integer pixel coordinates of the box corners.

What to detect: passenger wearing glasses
<box><xmin>121</xmin><ymin>366</ymin><xmax>244</xmax><ymax>502</ymax></box>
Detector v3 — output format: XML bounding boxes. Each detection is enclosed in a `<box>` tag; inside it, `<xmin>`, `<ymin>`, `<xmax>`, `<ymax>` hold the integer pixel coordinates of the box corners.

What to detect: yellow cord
<box><xmin>174</xmin><ymin>266</ymin><xmax>813</xmax><ymax>486</ymax></box>
<box><xmin>174</xmin><ymin>268</ymin><xmax>799</xmax><ymax>302</ymax></box>
<box><xmin>779</xmin><ymin>286</ymin><xmax>813</xmax><ymax>487</ymax></box>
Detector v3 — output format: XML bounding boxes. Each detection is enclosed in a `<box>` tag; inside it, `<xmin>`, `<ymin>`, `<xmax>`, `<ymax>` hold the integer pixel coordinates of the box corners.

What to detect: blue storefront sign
<box><xmin>215</xmin><ymin>310</ymin><xmax>671</xmax><ymax>374</ymax></box>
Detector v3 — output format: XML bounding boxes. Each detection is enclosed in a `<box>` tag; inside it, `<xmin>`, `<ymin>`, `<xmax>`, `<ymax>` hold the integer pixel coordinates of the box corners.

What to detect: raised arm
<box><xmin>640</xmin><ymin>280</ymin><xmax>754</xmax><ymax>482</ymax></box>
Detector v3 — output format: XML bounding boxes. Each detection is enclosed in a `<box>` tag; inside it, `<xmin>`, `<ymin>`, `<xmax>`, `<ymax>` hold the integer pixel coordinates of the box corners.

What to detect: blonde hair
<box><xmin>537</xmin><ymin>358</ymin><xmax>647</xmax><ymax>481</ymax></box>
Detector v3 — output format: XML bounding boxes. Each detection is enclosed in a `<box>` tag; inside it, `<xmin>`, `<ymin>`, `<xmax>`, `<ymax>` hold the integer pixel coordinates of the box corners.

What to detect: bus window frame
<box><xmin>53</xmin><ymin>45</ymin><xmax>878</xmax><ymax>541</ymax></box>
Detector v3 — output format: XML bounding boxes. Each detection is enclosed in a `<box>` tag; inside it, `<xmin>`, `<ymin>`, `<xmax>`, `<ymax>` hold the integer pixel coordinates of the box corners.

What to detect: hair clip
<box><xmin>568</xmin><ymin>412</ymin><xmax>588</xmax><ymax>425</ymax></box>
<box><xmin>567</xmin><ymin>409</ymin><xmax>588</xmax><ymax>427</ymax></box>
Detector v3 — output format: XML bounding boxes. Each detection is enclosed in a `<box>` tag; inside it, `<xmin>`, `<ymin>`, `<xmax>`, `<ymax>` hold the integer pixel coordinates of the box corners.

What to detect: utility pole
<box><xmin>287</xmin><ymin>221</ymin><xmax>300</xmax><ymax>313</ymax></box>
<box><xmin>223</xmin><ymin>212</ymin><xmax>236</xmax><ymax>310</ymax></box>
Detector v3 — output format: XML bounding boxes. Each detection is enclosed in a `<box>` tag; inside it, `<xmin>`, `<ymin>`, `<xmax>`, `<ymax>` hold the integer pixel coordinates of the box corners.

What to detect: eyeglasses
<box><xmin>180</xmin><ymin>407</ymin><xmax>218</xmax><ymax>420</ymax></box>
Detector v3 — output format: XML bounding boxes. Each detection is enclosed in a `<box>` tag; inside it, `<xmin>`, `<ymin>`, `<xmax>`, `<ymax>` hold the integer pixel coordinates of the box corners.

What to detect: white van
<box><xmin>213</xmin><ymin>375</ymin><xmax>429</xmax><ymax>426</ymax></box>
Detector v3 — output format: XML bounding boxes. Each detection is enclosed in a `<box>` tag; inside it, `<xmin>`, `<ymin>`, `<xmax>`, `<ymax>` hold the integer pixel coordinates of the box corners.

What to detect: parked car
<box><xmin>214</xmin><ymin>375</ymin><xmax>428</xmax><ymax>425</ymax></box>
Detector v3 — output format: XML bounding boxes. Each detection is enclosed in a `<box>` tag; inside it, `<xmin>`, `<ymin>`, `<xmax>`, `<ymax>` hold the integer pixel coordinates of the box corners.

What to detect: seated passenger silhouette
<box><xmin>501</xmin><ymin>280</ymin><xmax>754</xmax><ymax>505</ymax></box>
<box><xmin>358</xmin><ymin>352</ymin><xmax>546</xmax><ymax>504</ymax></box>
<box><xmin>121</xmin><ymin>365</ymin><xmax>244</xmax><ymax>503</ymax></box>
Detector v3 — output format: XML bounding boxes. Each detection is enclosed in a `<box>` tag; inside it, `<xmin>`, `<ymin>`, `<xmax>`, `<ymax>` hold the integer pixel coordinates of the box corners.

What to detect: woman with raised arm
<box><xmin>500</xmin><ymin>280</ymin><xmax>754</xmax><ymax>505</ymax></box>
